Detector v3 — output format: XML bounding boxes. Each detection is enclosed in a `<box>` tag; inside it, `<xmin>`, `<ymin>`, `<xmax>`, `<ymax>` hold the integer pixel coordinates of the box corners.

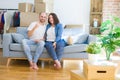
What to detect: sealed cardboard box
<box><xmin>34</xmin><ymin>0</ymin><xmax>46</xmax><ymax>3</ymax></box>
<box><xmin>35</xmin><ymin>3</ymin><xmax>46</xmax><ymax>13</ymax></box>
<box><xmin>70</xmin><ymin>70</ymin><xmax>86</xmax><ymax>80</ymax></box>
<box><xmin>18</xmin><ymin>3</ymin><xmax>33</xmax><ymax>12</ymax></box>
<box><xmin>34</xmin><ymin>0</ymin><xmax>54</xmax><ymax>4</ymax></box>
<box><xmin>34</xmin><ymin>0</ymin><xmax>54</xmax><ymax>13</ymax></box>
<box><xmin>20</xmin><ymin>12</ymin><xmax>39</xmax><ymax>27</ymax></box>
<box><xmin>7</xmin><ymin>27</ymin><xmax>16</xmax><ymax>33</ymax></box>
<box><xmin>83</xmin><ymin>60</ymin><xmax>115</xmax><ymax>80</ymax></box>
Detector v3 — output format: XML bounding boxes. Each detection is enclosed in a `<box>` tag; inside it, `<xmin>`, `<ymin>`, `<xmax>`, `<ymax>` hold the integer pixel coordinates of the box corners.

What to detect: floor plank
<box><xmin>0</xmin><ymin>48</ymin><xmax>82</xmax><ymax>80</ymax></box>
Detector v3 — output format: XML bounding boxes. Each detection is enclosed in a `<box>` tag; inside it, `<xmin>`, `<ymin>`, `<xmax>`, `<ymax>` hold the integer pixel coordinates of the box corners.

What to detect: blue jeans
<box><xmin>45</xmin><ymin>39</ymin><xmax>65</xmax><ymax>61</ymax></box>
<box><xmin>22</xmin><ymin>39</ymin><xmax>45</xmax><ymax>63</ymax></box>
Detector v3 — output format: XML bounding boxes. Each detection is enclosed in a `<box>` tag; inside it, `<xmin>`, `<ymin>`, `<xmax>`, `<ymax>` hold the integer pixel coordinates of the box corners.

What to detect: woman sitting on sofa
<box><xmin>44</xmin><ymin>13</ymin><xmax>65</xmax><ymax>69</ymax></box>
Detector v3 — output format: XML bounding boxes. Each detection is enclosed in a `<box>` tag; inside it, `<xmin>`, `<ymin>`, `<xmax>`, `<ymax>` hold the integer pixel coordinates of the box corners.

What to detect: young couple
<box><xmin>22</xmin><ymin>12</ymin><xmax>65</xmax><ymax>70</ymax></box>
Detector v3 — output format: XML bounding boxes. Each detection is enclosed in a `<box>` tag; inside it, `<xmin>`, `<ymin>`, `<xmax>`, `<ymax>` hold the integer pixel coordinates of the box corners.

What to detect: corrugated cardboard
<box><xmin>71</xmin><ymin>70</ymin><xmax>86</xmax><ymax>80</ymax></box>
<box><xmin>20</xmin><ymin>12</ymin><xmax>39</xmax><ymax>27</ymax></box>
<box><xmin>18</xmin><ymin>3</ymin><xmax>33</xmax><ymax>12</ymax></box>
<box><xmin>35</xmin><ymin>3</ymin><xmax>46</xmax><ymax>13</ymax></box>
<box><xmin>34</xmin><ymin>0</ymin><xmax>46</xmax><ymax>3</ymax></box>
<box><xmin>34</xmin><ymin>0</ymin><xmax>54</xmax><ymax>13</ymax></box>
<box><xmin>83</xmin><ymin>60</ymin><xmax>115</xmax><ymax>80</ymax></box>
<box><xmin>7</xmin><ymin>27</ymin><xmax>16</xmax><ymax>33</ymax></box>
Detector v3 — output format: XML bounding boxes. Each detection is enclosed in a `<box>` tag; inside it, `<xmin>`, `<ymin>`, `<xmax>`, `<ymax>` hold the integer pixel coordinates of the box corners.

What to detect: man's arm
<box><xmin>28</xmin><ymin>23</ymin><xmax>38</xmax><ymax>38</ymax></box>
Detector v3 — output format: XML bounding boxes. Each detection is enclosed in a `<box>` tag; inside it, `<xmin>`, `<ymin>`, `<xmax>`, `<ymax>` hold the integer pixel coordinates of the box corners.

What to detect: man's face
<box><xmin>39</xmin><ymin>13</ymin><xmax>47</xmax><ymax>23</ymax></box>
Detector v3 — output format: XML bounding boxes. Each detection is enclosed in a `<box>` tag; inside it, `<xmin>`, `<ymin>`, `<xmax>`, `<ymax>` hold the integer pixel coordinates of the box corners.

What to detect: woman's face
<box><xmin>49</xmin><ymin>15</ymin><xmax>54</xmax><ymax>24</ymax></box>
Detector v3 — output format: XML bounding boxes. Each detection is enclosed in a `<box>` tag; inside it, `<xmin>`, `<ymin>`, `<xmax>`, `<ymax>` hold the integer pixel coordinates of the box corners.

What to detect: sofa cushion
<box><xmin>9</xmin><ymin>43</ymin><xmax>47</xmax><ymax>53</ymax></box>
<box><xmin>62</xmin><ymin>27</ymin><xmax>89</xmax><ymax>45</ymax></box>
<box><xmin>16</xmin><ymin>27</ymin><xmax>28</xmax><ymax>39</ymax></box>
<box><xmin>12</xmin><ymin>33</ymin><xmax>25</xmax><ymax>43</ymax></box>
<box><xmin>63</xmin><ymin>33</ymin><xmax>89</xmax><ymax>45</ymax></box>
<box><xmin>75</xmin><ymin>33</ymin><xmax>89</xmax><ymax>44</ymax></box>
<box><xmin>9</xmin><ymin>43</ymin><xmax>87</xmax><ymax>53</ymax></box>
<box><xmin>64</xmin><ymin>44</ymin><xmax>88</xmax><ymax>53</ymax></box>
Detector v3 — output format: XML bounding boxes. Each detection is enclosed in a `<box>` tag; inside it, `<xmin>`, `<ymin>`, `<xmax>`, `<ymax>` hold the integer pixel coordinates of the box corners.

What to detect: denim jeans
<box><xmin>45</xmin><ymin>39</ymin><xmax>65</xmax><ymax>61</ymax></box>
<box><xmin>22</xmin><ymin>39</ymin><xmax>45</xmax><ymax>63</ymax></box>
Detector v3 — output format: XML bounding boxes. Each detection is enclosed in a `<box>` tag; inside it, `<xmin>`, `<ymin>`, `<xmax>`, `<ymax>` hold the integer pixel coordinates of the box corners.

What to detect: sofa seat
<box><xmin>10</xmin><ymin>43</ymin><xmax>87</xmax><ymax>53</ymax></box>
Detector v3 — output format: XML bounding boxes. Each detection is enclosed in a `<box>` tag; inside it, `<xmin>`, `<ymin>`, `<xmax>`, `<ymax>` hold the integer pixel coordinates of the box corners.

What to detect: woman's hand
<box><xmin>53</xmin><ymin>42</ymin><xmax>56</xmax><ymax>49</ymax></box>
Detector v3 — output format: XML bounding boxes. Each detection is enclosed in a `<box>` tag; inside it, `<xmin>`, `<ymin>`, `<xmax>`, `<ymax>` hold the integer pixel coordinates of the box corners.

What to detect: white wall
<box><xmin>0</xmin><ymin>0</ymin><xmax>90</xmax><ymax>26</ymax></box>
<box><xmin>54</xmin><ymin>0</ymin><xmax>90</xmax><ymax>26</ymax></box>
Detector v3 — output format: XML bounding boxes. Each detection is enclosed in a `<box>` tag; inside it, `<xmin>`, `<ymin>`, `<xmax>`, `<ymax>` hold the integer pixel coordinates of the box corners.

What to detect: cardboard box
<box><xmin>7</xmin><ymin>27</ymin><xmax>16</xmax><ymax>33</ymax></box>
<box><xmin>34</xmin><ymin>0</ymin><xmax>46</xmax><ymax>3</ymax></box>
<box><xmin>34</xmin><ymin>0</ymin><xmax>54</xmax><ymax>4</ymax></box>
<box><xmin>34</xmin><ymin>0</ymin><xmax>54</xmax><ymax>13</ymax></box>
<box><xmin>20</xmin><ymin>12</ymin><xmax>39</xmax><ymax>27</ymax></box>
<box><xmin>18</xmin><ymin>3</ymin><xmax>33</xmax><ymax>12</ymax></box>
<box><xmin>35</xmin><ymin>3</ymin><xmax>46</xmax><ymax>13</ymax></box>
<box><xmin>83</xmin><ymin>60</ymin><xmax>115</xmax><ymax>80</ymax></box>
<box><xmin>70</xmin><ymin>70</ymin><xmax>86</xmax><ymax>80</ymax></box>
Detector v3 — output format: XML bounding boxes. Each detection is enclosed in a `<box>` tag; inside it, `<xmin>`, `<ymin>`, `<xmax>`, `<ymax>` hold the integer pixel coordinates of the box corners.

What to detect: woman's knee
<box><xmin>57</xmin><ymin>40</ymin><xmax>65</xmax><ymax>47</ymax></box>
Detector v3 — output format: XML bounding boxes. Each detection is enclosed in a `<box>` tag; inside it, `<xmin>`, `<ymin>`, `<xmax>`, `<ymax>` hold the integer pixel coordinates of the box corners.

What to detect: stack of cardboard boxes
<box><xmin>34</xmin><ymin>0</ymin><xmax>54</xmax><ymax>13</ymax></box>
<box><xmin>18</xmin><ymin>3</ymin><xmax>33</xmax><ymax>12</ymax></box>
<box><xmin>20</xmin><ymin>12</ymin><xmax>39</xmax><ymax>27</ymax></box>
<box><xmin>18</xmin><ymin>0</ymin><xmax>54</xmax><ymax>27</ymax></box>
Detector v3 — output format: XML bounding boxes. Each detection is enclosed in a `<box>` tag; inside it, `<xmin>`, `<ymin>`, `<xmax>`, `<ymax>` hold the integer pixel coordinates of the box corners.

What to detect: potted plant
<box><xmin>86</xmin><ymin>42</ymin><xmax>101</xmax><ymax>63</ymax></box>
<box><xmin>99</xmin><ymin>16</ymin><xmax>120</xmax><ymax>60</ymax></box>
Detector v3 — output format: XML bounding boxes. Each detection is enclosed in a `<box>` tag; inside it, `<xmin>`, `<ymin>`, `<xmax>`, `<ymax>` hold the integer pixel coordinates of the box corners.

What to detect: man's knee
<box><xmin>22</xmin><ymin>39</ymin><xmax>28</xmax><ymax>44</ymax></box>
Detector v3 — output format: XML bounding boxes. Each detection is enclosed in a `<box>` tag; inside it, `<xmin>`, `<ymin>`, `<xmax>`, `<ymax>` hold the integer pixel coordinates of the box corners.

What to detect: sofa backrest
<box><xmin>62</xmin><ymin>24</ymin><xmax>89</xmax><ymax>45</ymax></box>
<box><xmin>16</xmin><ymin>27</ymin><xmax>28</xmax><ymax>39</ymax></box>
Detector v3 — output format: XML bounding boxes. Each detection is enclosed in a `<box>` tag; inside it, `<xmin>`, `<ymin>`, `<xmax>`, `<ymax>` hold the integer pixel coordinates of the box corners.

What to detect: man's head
<box><xmin>39</xmin><ymin>12</ymin><xmax>47</xmax><ymax>24</ymax></box>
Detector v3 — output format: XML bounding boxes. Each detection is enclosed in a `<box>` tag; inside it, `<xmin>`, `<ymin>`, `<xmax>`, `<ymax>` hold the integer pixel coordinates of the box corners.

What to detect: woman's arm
<box><xmin>55</xmin><ymin>23</ymin><xmax>63</xmax><ymax>42</ymax></box>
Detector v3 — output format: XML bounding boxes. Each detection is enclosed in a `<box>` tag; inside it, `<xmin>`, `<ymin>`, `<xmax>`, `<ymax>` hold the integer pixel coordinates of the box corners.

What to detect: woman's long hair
<box><xmin>48</xmin><ymin>13</ymin><xmax>59</xmax><ymax>25</ymax></box>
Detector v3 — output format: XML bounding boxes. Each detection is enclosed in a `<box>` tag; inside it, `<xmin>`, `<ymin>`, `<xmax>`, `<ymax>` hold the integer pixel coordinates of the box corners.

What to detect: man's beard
<box><xmin>40</xmin><ymin>19</ymin><xmax>45</xmax><ymax>23</ymax></box>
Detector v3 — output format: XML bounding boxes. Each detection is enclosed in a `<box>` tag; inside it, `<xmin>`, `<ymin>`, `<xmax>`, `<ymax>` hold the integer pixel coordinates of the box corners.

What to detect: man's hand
<box><xmin>33</xmin><ymin>23</ymin><xmax>39</xmax><ymax>30</ymax></box>
<box><xmin>28</xmin><ymin>23</ymin><xmax>39</xmax><ymax>37</ymax></box>
<box><xmin>34</xmin><ymin>39</ymin><xmax>44</xmax><ymax>43</ymax></box>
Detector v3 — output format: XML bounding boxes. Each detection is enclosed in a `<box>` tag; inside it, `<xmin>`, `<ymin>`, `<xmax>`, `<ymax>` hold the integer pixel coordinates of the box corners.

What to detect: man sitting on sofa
<box><xmin>22</xmin><ymin>12</ymin><xmax>47</xmax><ymax>70</ymax></box>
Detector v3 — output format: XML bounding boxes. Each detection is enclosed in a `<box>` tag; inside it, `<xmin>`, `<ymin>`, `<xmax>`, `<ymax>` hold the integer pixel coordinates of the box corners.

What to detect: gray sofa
<box><xmin>3</xmin><ymin>27</ymin><xmax>96</xmax><ymax>67</ymax></box>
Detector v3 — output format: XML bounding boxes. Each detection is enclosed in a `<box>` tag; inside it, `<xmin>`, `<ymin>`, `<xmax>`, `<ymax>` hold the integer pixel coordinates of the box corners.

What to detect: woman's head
<box><xmin>48</xmin><ymin>13</ymin><xmax>59</xmax><ymax>25</ymax></box>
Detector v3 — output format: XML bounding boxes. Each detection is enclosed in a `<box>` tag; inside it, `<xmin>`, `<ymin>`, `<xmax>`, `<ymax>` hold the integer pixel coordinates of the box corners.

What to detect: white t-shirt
<box><xmin>27</xmin><ymin>22</ymin><xmax>46</xmax><ymax>40</ymax></box>
<box><xmin>46</xmin><ymin>26</ymin><xmax>55</xmax><ymax>41</ymax></box>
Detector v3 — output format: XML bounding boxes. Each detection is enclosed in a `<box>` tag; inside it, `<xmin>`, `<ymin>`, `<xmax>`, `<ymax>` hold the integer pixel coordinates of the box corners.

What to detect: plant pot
<box><xmin>88</xmin><ymin>54</ymin><xmax>99</xmax><ymax>63</ymax></box>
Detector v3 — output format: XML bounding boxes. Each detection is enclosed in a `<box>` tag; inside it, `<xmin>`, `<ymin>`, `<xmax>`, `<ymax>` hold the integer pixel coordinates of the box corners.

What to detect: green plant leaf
<box><xmin>98</xmin><ymin>16</ymin><xmax>120</xmax><ymax>60</ymax></box>
<box><xmin>113</xmin><ymin>40</ymin><xmax>120</xmax><ymax>46</ymax></box>
<box><xmin>86</xmin><ymin>43</ymin><xmax>101</xmax><ymax>54</ymax></box>
<box><xmin>100</xmin><ymin>20</ymin><xmax>112</xmax><ymax>32</ymax></box>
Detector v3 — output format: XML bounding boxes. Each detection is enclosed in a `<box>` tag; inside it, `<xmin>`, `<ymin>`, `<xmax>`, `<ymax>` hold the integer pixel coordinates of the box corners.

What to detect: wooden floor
<box><xmin>0</xmin><ymin>48</ymin><xmax>83</xmax><ymax>80</ymax></box>
<box><xmin>1</xmin><ymin>48</ymin><xmax>120</xmax><ymax>80</ymax></box>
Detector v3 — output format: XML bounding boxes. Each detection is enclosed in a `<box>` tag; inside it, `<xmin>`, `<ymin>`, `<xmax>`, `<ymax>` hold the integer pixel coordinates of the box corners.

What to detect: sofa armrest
<box><xmin>87</xmin><ymin>35</ymin><xmax>97</xmax><ymax>44</ymax></box>
<box><xmin>3</xmin><ymin>33</ymin><xmax>13</xmax><ymax>57</ymax></box>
